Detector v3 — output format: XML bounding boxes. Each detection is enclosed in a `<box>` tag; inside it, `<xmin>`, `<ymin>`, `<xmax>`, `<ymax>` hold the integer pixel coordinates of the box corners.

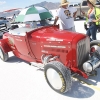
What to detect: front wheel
<box><xmin>44</xmin><ymin>61</ymin><xmax>72</xmax><ymax>94</ymax></box>
<box><xmin>0</xmin><ymin>47</ymin><xmax>9</xmax><ymax>61</ymax></box>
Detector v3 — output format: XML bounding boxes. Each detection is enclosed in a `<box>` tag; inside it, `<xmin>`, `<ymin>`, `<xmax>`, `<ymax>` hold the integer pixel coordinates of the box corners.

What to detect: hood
<box><xmin>37</xmin><ymin>26</ymin><xmax>86</xmax><ymax>44</ymax></box>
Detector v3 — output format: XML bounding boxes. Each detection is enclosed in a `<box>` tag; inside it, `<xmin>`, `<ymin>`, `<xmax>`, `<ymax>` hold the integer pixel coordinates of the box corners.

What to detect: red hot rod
<box><xmin>0</xmin><ymin>22</ymin><xmax>100</xmax><ymax>93</ymax></box>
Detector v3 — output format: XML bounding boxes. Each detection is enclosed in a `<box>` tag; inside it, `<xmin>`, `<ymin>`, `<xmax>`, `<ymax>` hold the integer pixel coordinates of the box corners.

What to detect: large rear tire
<box><xmin>44</xmin><ymin>61</ymin><xmax>72</xmax><ymax>94</ymax></box>
<box><xmin>0</xmin><ymin>47</ymin><xmax>9</xmax><ymax>61</ymax></box>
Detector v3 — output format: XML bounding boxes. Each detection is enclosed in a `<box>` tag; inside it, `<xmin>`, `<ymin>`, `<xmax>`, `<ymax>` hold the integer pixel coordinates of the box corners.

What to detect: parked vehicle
<box><xmin>75</xmin><ymin>0</ymin><xmax>100</xmax><ymax>19</ymax></box>
<box><xmin>0</xmin><ymin>20</ymin><xmax>100</xmax><ymax>94</ymax></box>
<box><xmin>69</xmin><ymin>3</ymin><xmax>79</xmax><ymax>7</ymax></box>
<box><xmin>0</xmin><ymin>17</ymin><xmax>11</xmax><ymax>37</ymax></box>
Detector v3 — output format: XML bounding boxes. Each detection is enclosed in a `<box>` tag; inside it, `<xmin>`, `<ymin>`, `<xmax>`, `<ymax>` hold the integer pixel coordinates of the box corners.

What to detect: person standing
<box><xmin>53</xmin><ymin>0</ymin><xmax>77</xmax><ymax>31</ymax></box>
<box><xmin>81</xmin><ymin>0</ymin><xmax>100</xmax><ymax>41</ymax></box>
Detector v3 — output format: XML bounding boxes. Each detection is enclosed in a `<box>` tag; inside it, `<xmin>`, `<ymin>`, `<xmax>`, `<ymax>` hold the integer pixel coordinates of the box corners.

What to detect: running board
<box><xmin>30</xmin><ymin>62</ymin><xmax>44</xmax><ymax>69</ymax></box>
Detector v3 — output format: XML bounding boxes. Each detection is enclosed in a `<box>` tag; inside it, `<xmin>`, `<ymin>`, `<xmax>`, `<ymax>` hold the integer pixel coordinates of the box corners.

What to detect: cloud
<box><xmin>0</xmin><ymin>1</ymin><xmax>6</xmax><ymax>5</ymax></box>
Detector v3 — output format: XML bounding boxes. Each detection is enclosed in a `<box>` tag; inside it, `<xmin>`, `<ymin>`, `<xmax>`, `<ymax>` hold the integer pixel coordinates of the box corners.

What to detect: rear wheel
<box><xmin>0</xmin><ymin>47</ymin><xmax>8</xmax><ymax>61</ymax></box>
<box><xmin>44</xmin><ymin>61</ymin><xmax>72</xmax><ymax>93</ymax></box>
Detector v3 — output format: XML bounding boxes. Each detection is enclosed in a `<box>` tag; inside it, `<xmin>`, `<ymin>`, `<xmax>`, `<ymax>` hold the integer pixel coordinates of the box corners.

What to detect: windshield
<box><xmin>25</xmin><ymin>19</ymin><xmax>51</xmax><ymax>28</ymax></box>
<box><xmin>96</xmin><ymin>1</ymin><xmax>100</xmax><ymax>5</ymax></box>
<box><xmin>82</xmin><ymin>1</ymin><xmax>87</xmax><ymax>6</ymax></box>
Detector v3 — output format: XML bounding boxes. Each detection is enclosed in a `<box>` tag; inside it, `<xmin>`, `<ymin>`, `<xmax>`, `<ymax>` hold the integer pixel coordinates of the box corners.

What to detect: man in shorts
<box><xmin>53</xmin><ymin>0</ymin><xmax>77</xmax><ymax>32</ymax></box>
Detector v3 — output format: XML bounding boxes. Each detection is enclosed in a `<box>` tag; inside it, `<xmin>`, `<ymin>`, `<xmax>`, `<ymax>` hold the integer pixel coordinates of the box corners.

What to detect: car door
<box><xmin>12</xmin><ymin>35</ymin><xmax>31</xmax><ymax>57</ymax></box>
<box><xmin>29</xmin><ymin>32</ymin><xmax>42</xmax><ymax>60</ymax></box>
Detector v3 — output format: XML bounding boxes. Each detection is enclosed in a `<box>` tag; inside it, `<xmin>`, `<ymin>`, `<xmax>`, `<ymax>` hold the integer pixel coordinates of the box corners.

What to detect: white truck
<box><xmin>76</xmin><ymin>0</ymin><xmax>100</xmax><ymax>19</ymax></box>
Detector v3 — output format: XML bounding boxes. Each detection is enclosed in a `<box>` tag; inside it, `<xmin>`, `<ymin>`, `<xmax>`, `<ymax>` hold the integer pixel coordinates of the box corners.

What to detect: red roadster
<box><xmin>0</xmin><ymin>21</ymin><xmax>100</xmax><ymax>93</ymax></box>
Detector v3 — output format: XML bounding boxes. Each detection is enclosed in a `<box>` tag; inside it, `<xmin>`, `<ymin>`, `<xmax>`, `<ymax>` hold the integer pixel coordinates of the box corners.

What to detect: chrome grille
<box><xmin>77</xmin><ymin>37</ymin><xmax>90</xmax><ymax>67</ymax></box>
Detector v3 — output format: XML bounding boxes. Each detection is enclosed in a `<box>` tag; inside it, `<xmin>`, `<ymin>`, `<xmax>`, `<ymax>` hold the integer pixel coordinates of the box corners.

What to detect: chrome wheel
<box><xmin>46</xmin><ymin>68</ymin><xmax>62</xmax><ymax>89</ymax></box>
<box><xmin>44</xmin><ymin>61</ymin><xmax>72</xmax><ymax>93</ymax></box>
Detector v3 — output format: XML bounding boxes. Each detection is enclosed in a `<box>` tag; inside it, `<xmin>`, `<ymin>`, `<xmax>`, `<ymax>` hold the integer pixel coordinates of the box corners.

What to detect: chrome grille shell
<box><xmin>77</xmin><ymin>37</ymin><xmax>90</xmax><ymax>67</ymax></box>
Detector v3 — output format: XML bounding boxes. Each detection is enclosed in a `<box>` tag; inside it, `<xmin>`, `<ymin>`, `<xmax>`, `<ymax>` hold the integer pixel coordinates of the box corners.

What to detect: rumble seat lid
<box><xmin>8</xmin><ymin>27</ymin><xmax>34</xmax><ymax>36</ymax></box>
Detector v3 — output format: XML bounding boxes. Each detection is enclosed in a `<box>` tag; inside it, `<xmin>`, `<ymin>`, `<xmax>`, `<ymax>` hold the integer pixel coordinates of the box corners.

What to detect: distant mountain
<box><xmin>27</xmin><ymin>1</ymin><xmax>60</xmax><ymax>10</ymax></box>
<box><xmin>1</xmin><ymin>1</ymin><xmax>81</xmax><ymax>17</ymax></box>
<box><xmin>0</xmin><ymin>1</ymin><xmax>60</xmax><ymax>17</ymax></box>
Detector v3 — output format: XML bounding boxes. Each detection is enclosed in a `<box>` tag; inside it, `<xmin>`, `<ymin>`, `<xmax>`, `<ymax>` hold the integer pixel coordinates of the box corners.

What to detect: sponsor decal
<box><xmin>46</xmin><ymin>38</ymin><xmax>63</xmax><ymax>42</ymax></box>
<box><xmin>44</xmin><ymin>45</ymin><xmax>66</xmax><ymax>48</ymax></box>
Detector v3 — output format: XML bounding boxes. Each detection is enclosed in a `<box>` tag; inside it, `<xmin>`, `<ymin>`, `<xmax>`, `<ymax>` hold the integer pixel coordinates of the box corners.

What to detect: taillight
<box><xmin>90</xmin><ymin>47</ymin><xmax>95</xmax><ymax>53</ymax></box>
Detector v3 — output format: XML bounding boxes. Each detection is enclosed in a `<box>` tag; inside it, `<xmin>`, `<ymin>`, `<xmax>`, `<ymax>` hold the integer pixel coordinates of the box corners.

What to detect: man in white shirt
<box><xmin>53</xmin><ymin>0</ymin><xmax>77</xmax><ymax>31</ymax></box>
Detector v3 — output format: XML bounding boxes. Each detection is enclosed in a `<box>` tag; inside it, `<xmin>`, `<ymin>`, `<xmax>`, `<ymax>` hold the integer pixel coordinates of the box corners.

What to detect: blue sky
<box><xmin>0</xmin><ymin>0</ymin><xmax>81</xmax><ymax>12</ymax></box>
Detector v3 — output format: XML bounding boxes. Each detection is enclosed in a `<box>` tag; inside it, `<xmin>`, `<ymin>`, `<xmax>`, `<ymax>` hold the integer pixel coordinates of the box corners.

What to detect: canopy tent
<box><xmin>15</xmin><ymin>6</ymin><xmax>53</xmax><ymax>22</ymax></box>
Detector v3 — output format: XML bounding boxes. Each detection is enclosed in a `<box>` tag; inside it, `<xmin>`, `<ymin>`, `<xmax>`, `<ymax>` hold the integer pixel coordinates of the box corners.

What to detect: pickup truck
<box><xmin>75</xmin><ymin>0</ymin><xmax>100</xmax><ymax>19</ymax></box>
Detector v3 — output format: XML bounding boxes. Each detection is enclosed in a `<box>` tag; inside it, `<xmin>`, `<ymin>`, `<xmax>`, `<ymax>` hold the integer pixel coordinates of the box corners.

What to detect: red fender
<box><xmin>0</xmin><ymin>38</ymin><xmax>12</xmax><ymax>53</ymax></box>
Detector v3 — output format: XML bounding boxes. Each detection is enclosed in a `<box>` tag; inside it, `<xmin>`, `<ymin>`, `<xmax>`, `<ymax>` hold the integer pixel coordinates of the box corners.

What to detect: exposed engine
<box><xmin>41</xmin><ymin>54</ymin><xmax>58</xmax><ymax>65</ymax></box>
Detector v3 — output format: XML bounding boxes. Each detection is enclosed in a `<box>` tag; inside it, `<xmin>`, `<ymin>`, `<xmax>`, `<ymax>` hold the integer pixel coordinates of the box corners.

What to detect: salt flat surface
<box><xmin>0</xmin><ymin>20</ymin><xmax>100</xmax><ymax>100</ymax></box>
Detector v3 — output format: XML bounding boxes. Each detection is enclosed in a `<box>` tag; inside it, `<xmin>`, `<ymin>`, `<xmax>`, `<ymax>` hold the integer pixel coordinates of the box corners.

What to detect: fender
<box><xmin>0</xmin><ymin>38</ymin><xmax>12</xmax><ymax>53</ymax></box>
